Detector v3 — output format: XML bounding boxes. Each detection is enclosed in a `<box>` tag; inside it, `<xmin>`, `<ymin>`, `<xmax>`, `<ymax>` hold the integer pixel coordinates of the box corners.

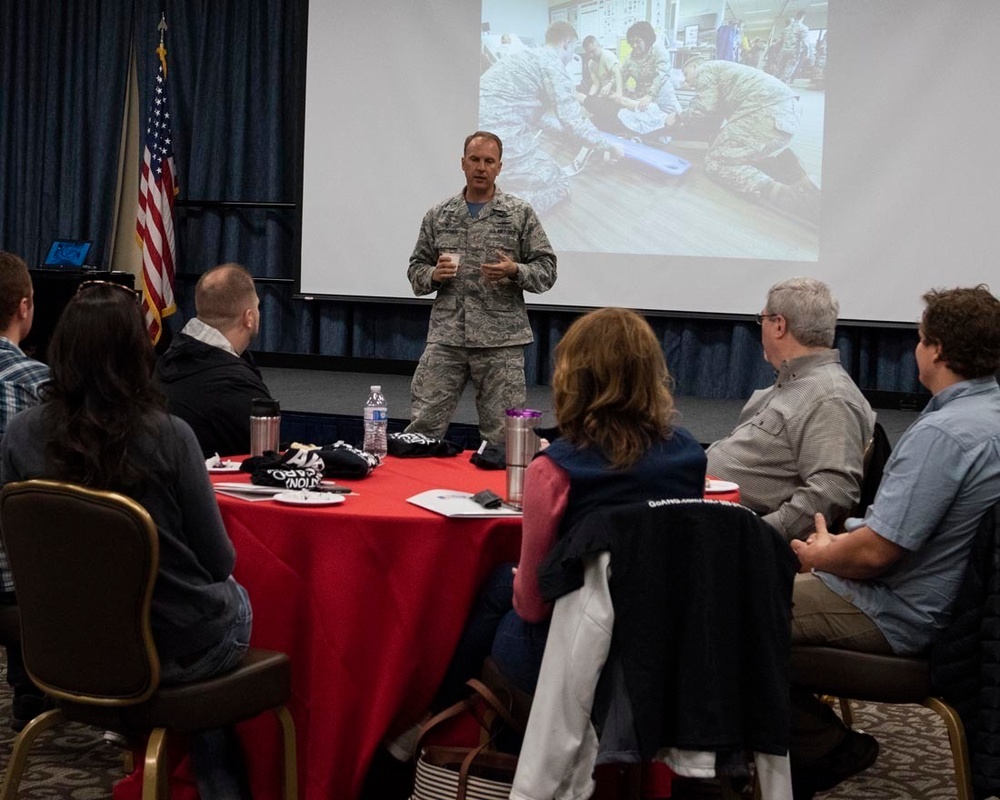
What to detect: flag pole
<box><xmin>157</xmin><ymin>13</ymin><xmax>168</xmax><ymax>75</ymax></box>
<box><xmin>136</xmin><ymin>12</ymin><xmax>179</xmax><ymax>345</ymax></box>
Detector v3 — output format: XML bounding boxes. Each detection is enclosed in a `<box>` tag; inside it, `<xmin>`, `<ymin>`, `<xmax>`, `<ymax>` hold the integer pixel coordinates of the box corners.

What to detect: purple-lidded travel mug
<box><xmin>505</xmin><ymin>408</ymin><xmax>543</xmax><ymax>509</ymax></box>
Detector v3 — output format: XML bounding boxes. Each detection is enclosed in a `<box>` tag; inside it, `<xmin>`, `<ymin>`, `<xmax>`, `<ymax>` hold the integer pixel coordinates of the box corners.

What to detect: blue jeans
<box><xmin>160</xmin><ymin>578</ymin><xmax>252</xmax><ymax>685</ymax></box>
<box><xmin>159</xmin><ymin>578</ymin><xmax>254</xmax><ymax>800</ymax></box>
<box><xmin>492</xmin><ymin>605</ymin><xmax>550</xmax><ymax>695</ymax></box>
<box><xmin>435</xmin><ymin>564</ymin><xmax>549</xmax><ymax>708</ymax></box>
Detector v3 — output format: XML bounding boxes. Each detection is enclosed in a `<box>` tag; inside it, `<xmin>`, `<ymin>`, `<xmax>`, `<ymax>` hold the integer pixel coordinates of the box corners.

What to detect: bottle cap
<box><xmin>371</xmin><ymin>385</ymin><xmax>381</xmax><ymax>392</ymax></box>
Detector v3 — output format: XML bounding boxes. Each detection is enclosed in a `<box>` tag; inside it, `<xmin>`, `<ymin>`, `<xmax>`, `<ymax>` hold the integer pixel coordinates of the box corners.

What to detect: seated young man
<box><xmin>788</xmin><ymin>284</ymin><xmax>1000</xmax><ymax>797</ymax></box>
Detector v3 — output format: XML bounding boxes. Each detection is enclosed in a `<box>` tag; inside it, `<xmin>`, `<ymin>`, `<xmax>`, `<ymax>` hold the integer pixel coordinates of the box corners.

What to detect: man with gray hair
<box><xmin>707</xmin><ymin>277</ymin><xmax>875</xmax><ymax>540</ymax></box>
<box><xmin>155</xmin><ymin>263</ymin><xmax>273</xmax><ymax>457</ymax></box>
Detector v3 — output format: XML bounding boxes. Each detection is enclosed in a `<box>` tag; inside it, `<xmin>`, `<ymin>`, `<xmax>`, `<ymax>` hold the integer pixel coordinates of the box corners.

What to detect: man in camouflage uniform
<box><xmin>404</xmin><ymin>131</ymin><xmax>556</xmax><ymax>444</ymax></box>
<box><xmin>777</xmin><ymin>11</ymin><xmax>810</xmax><ymax>84</ymax></box>
<box><xmin>479</xmin><ymin>21</ymin><xmax>621</xmax><ymax>213</ymax></box>
<box><xmin>678</xmin><ymin>57</ymin><xmax>820</xmax><ymax>224</ymax></box>
<box><xmin>621</xmin><ymin>20</ymin><xmax>680</xmax><ymax>116</ymax></box>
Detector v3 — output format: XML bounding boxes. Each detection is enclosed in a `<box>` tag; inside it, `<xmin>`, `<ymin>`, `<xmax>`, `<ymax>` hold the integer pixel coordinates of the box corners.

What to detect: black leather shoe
<box><xmin>792</xmin><ymin>730</ymin><xmax>879</xmax><ymax>799</ymax></box>
<box><xmin>11</xmin><ymin>692</ymin><xmax>53</xmax><ymax>732</ymax></box>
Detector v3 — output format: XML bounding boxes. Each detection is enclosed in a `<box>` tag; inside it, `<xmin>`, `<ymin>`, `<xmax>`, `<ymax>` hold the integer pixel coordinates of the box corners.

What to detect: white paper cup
<box><xmin>441</xmin><ymin>252</ymin><xmax>462</xmax><ymax>266</ymax></box>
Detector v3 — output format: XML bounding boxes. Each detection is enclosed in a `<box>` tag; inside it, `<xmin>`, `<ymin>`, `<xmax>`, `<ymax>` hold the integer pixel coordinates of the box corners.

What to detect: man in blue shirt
<box><xmin>0</xmin><ymin>251</ymin><xmax>51</xmax><ymax>730</ymax></box>
<box><xmin>789</xmin><ymin>285</ymin><xmax>1000</xmax><ymax>797</ymax></box>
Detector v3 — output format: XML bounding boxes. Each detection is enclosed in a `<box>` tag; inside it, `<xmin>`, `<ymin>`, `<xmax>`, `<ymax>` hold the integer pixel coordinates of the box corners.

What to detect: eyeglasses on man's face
<box><xmin>755</xmin><ymin>312</ymin><xmax>780</xmax><ymax>325</ymax></box>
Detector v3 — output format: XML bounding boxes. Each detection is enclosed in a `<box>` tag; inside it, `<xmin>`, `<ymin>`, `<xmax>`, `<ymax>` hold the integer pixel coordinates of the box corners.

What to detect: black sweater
<box><xmin>1</xmin><ymin>408</ymin><xmax>243</xmax><ymax>660</ymax></box>
<box><xmin>155</xmin><ymin>333</ymin><xmax>273</xmax><ymax>457</ymax></box>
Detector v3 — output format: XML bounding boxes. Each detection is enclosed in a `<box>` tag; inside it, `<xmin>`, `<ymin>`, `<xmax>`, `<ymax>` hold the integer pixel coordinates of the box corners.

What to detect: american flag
<box><xmin>136</xmin><ymin>17</ymin><xmax>178</xmax><ymax>344</ymax></box>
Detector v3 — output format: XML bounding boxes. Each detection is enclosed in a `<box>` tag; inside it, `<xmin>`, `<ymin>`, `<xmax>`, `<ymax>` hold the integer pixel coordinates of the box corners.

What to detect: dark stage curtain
<box><xmin>3</xmin><ymin>0</ymin><xmax>923</xmax><ymax>401</ymax></box>
<box><xmin>0</xmin><ymin>0</ymin><xmax>133</xmax><ymax>266</ymax></box>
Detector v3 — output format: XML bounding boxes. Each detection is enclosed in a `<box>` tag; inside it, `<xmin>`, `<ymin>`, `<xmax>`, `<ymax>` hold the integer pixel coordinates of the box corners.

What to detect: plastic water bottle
<box><xmin>363</xmin><ymin>384</ymin><xmax>388</xmax><ymax>460</ymax></box>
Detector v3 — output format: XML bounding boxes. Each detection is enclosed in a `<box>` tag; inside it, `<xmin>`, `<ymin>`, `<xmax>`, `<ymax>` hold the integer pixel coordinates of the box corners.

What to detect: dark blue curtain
<box><xmin>135</xmin><ymin>0</ymin><xmax>304</xmax><ymax>351</ymax></box>
<box><xmin>2</xmin><ymin>0</ymin><xmax>923</xmax><ymax>400</ymax></box>
<box><xmin>0</xmin><ymin>0</ymin><xmax>133</xmax><ymax>266</ymax></box>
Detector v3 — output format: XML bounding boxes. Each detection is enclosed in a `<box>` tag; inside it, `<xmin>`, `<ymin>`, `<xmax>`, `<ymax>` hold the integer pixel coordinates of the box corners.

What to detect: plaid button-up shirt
<box><xmin>0</xmin><ymin>336</ymin><xmax>50</xmax><ymax>592</ymax></box>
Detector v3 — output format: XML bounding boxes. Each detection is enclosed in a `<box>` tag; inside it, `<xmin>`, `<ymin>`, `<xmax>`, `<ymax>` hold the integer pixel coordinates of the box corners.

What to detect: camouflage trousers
<box><xmin>777</xmin><ymin>50</ymin><xmax>802</xmax><ymax>84</ymax></box>
<box><xmin>405</xmin><ymin>343</ymin><xmax>527</xmax><ymax>444</ymax></box>
<box><xmin>704</xmin><ymin>110</ymin><xmax>796</xmax><ymax>201</ymax></box>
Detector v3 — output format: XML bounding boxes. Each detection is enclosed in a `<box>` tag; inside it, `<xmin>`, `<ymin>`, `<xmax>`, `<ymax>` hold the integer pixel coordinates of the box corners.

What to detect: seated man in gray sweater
<box><xmin>707</xmin><ymin>277</ymin><xmax>875</xmax><ymax>540</ymax></box>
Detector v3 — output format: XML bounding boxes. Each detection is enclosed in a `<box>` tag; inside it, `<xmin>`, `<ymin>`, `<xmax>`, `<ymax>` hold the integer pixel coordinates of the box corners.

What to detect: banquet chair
<box><xmin>481</xmin><ymin>656</ymin><xmax>659</xmax><ymax>799</ymax></box>
<box><xmin>853</xmin><ymin>421</ymin><xmax>891</xmax><ymax>520</ymax></box>
<box><xmin>0</xmin><ymin>479</ymin><xmax>298</xmax><ymax>800</ymax></box>
<box><xmin>512</xmin><ymin>500</ymin><xmax>799</xmax><ymax>800</ymax></box>
<box><xmin>825</xmin><ymin>421</ymin><xmax>892</xmax><ymax>720</ymax></box>
<box><xmin>830</xmin><ymin>421</ymin><xmax>890</xmax><ymax>533</ymax></box>
<box><xmin>788</xmin><ymin>501</ymin><xmax>1000</xmax><ymax>800</ymax></box>
<box><xmin>789</xmin><ymin>645</ymin><xmax>971</xmax><ymax>800</ymax></box>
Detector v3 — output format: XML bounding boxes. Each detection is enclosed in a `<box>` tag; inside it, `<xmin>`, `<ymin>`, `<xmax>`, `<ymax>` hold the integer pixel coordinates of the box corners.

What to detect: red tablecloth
<box><xmin>210</xmin><ymin>459</ymin><xmax>740</xmax><ymax>799</ymax></box>
<box><xmin>213</xmin><ymin>456</ymin><xmax>521</xmax><ymax>800</ymax></box>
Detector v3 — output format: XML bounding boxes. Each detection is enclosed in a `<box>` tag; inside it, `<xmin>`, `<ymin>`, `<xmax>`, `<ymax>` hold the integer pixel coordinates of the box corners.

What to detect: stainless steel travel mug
<box><xmin>505</xmin><ymin>408</ymin><xmax>542</xmax><ymax>509</ymax></box>
<box><xmin>249</xmin><ymin>397</ymin><xmax>281</xmax><ymax>456</ymax></box>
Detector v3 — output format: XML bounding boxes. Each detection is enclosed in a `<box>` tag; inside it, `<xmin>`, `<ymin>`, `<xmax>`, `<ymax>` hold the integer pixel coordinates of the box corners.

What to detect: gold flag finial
<box><xmin>157</xmin><ymin>13</ymin><xmax>168</xmax><ymax>74</ymax></box>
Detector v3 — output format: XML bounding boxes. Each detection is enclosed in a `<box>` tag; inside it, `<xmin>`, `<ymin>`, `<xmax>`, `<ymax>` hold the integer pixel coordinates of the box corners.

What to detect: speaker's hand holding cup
<box><xmin>434</xmin><ymin>252</ymin><xmax>461</xmax><ymax>281</ymax></box>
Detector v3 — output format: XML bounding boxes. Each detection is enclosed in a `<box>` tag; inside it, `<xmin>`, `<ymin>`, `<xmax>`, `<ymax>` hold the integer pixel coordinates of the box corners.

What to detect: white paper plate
<box><xmin>207</xmin><ymin>461</ymin><xmax>242</xmax><ymax>473</ymax></box>
<box><xmin>705</xmin><ymin>480</ymin><xmax>740</xmax><ymax>494</ymax></box>
<box><xmin>273</xmin><ymin>491</ymin><xmax>346</xmax><ymax>506</ymax></box>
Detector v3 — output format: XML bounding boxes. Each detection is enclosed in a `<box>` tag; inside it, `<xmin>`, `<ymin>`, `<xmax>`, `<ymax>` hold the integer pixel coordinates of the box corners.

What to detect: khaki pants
<box><xmin>791</xmin><ymin>574</ymin><xmax>892</xmax><ymax>761</ymax></box>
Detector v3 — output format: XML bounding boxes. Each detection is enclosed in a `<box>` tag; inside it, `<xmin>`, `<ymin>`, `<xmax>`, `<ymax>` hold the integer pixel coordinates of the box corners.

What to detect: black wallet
<box><xmin>471</xmin><ymin>489</ymin><xmax>503</xmax><ymax>509</ymax></box>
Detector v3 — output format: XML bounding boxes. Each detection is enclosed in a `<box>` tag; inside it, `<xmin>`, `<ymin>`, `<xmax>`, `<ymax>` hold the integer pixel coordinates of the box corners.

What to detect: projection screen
<box><xmin>299</xmin><ymin>0</ymin><xmax>1000</xmax><ymax>324</ymax></box>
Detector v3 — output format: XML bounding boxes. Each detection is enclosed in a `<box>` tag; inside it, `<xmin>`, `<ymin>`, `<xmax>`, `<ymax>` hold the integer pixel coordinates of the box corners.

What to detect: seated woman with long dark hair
<box><xmin>0</xmin><ymin>281</ymin><xmax>252</xmax><ymax>798</ymax></box>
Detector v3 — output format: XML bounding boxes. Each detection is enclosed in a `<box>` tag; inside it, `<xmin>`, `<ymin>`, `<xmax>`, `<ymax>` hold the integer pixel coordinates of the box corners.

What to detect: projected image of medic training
<box><xmin>479</xmin><ymin>0</ymin><xmax>826</xmax><ymax>263</ymax></box>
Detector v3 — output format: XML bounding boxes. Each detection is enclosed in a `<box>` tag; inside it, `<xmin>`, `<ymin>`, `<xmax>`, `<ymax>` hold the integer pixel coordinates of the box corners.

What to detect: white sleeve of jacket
<box><xmin>511</xmin><ymin>552</ymin><xmax>615</xmax><ymax>800</ymax></box>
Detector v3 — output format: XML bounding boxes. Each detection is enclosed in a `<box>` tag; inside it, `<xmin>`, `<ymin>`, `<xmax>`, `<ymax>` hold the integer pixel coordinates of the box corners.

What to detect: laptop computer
<box><xmin>42</xmin><ymin>240</ymin><xmax>93</xmax><ymax>269</ymax></box>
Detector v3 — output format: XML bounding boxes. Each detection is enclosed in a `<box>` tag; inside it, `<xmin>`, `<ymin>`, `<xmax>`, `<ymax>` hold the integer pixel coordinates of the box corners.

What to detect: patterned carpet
<box><xmin>0</xmin><ymin>650</ymin><xmax>962</xmax><ymax>799</ymax></box>
<box><xmin>818</xmin><ymin>700</ymin><xmax>958</xmax><ymax>799</ymax></box>
<box><xmin>0</xmin><ymin>654</ymin><xmax>124</xmax><ymax>798</ymax></box>
<box><xmin>666</xmin><ymin>699</ymin><xmax>959</xmax><ymax>800</ymax></box>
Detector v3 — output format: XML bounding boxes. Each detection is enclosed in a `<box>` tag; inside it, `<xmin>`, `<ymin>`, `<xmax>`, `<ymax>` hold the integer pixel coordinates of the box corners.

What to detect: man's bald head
<box><xmin>195</xmin><ymin>263</ymin><xmax>260</xmax><ymax>353</ymax></box>
<box><xmin>195</xmin><ymin>264</ymin><xmax>257</xmax><ymax>331</ymax></box>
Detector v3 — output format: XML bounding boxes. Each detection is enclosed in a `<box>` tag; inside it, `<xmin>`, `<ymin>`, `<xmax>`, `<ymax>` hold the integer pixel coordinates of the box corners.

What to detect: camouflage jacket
<box><xmin>407</xmin><ymin>189</ymin><xmax>556</xmax><ymax>347</ymax></box>
<box><xmin>479</xmin><ymin>46</ymin><xmax>611</xmax><ymax>152</ymax></box>
<box><xmin>623</xmin><ymin>42</ymin><xmax>672</xmax><ymax>102</ymax></box>
<box><xmin>781</xmin><ymin>20</ymin><xmax>809</xmax><ymax>54</ymax></box>
<box><xmin>681</xmin><ymin>60</ymin><xmax>798</xmax><ymax>129</ymax></box>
